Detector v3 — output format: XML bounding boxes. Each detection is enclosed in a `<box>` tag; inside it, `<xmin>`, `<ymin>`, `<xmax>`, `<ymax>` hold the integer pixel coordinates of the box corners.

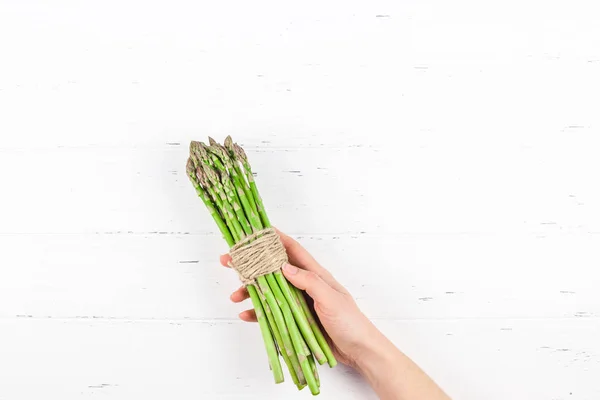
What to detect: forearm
<box><xmin>354</xmin><ymin>324</ymin><xmax>450</xmax><ymax>400</ymax></box>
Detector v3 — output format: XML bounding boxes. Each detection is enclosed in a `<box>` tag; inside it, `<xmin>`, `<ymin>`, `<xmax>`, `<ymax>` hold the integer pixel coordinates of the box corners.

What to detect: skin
<box><xmin>220</xmin><ymin>230</ymin><xmax>451</xmax><ymax>400</ymax></box>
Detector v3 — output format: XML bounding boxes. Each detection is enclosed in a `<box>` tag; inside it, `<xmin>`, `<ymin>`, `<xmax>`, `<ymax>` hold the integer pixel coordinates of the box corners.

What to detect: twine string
<box><xmin>229</xmin><ymin>228</ymin><xmax>288</xmax><ymax>285</ymax></box>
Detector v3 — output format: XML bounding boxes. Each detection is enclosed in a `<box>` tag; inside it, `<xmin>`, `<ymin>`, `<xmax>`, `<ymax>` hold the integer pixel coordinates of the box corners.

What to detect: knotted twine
<box><xmin>229</xmin><ymin>227</ymin><xmax>288</xmax><ymax>286</ymax></box>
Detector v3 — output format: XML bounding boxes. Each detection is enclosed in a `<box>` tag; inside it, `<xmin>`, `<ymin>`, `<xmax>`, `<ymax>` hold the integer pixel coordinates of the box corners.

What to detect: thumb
<box><xmin>282</xmin><ymin>263</ymin><xmax>337</xmax><ymax>304</ymax></box>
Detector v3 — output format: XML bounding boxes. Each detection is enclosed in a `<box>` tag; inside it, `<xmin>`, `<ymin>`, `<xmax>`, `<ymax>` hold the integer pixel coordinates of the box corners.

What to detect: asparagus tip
<box><xmin>233</xmin><ymin>143</ymin><xmax>248</xmax><ymax>163</ymax></box>
<box><xmin>217</xmin><ymin>144</ymin><xmax>233</xmax><ymax>163</ymax></box>
<box><xmin>195</xmin><ymin>141</ymin><xmax>209</xmax><ymax>160</ymax></box>
<box><xmin>186</xmin><ymin>158</ymin><xmax>196</xmax><ymax>179</ymax></box>
<box><xmin>195</xmin><ymin>166</ymin><xmax>208</xmax><ymax>188</ymax></box>
<box><xmin>189</xmin><ymin>140</ymin><xmax>200</xmax><ymax>153</ymax></box>
<box><xmin>208</xmin><ymin>136</ymin><xmax>218</xmax><ymax>146</ymax></box>
<box><xmin>224</xmin><ymin>135</ymin><xmax>234</xmax><ymax>151</ymax></box>
<box><xmin>203</xmin><ymin>163</ymin><xmax>219</xmax><ymax>186</ymax></box>
<box><xmin>189</xmin><ymin>152</ymin><xmax>200</xmax><ymax>168</ymax></box>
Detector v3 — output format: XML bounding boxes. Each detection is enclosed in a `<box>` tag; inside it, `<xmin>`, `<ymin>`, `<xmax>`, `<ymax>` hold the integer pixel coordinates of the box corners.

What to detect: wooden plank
<box><xmin>1</xmin><ymin>1</ymin><xmax>598</xmax><ymax>150</ymax></box>
<box><xmin>1</xmin><ymin>234</ymin><xmax>598</xmax><ymax>320</ymax></box>
<box><xmin>0</xmin><ymin>318</ymin><xmax>597</xmax><ymax>400</ymax></box>
<box><xmin>1</xmin><ymin>0</ymin><xmax>600</xmax><ymax>398</ymax></box>
<box><xmin>0</xmin><ymin>145</ymin><xmax>598</xmax><ymax>235</ymax></box>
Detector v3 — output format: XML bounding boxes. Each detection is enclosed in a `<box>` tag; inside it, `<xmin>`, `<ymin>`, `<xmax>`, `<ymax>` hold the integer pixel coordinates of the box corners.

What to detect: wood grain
<box><xmin>1</xmin><ymin>0</ymin><xmax>599</xmax><ymax>398</ymax></box>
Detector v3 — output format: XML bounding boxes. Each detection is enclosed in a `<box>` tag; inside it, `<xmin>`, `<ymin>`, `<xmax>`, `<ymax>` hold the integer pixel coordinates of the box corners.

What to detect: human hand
<box><xmin>219</xmin><ymin>229</ymin><xmax>378</xmax><ymax>367</ymax></box>
<box><xmin>220</xmin><ymin>229</ymin><xmax>451</xmax><ymax>399</ymax></box>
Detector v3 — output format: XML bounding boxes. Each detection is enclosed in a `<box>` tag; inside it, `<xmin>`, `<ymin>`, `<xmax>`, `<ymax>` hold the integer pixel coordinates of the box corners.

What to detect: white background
<box><xmin>1</xmin><ymin>1</ymin><xmax>599</xmax><ymax>399</ymax></box>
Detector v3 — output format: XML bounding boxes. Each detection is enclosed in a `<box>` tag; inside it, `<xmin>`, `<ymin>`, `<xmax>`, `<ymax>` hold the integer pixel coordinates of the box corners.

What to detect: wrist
<box><xmin>350</xmin><ymin>324</ymin><xmax>450</xmax><ymax>400</ymax></box>
<box><xmin>352</xmin><ymin>323</ymin><xmax>406</xmax><ymax>388</ymax></box>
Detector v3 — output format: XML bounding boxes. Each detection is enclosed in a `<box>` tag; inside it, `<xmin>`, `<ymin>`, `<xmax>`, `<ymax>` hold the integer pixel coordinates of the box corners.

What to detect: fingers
<box><xmin>222</xmin><ymin>259</ymin><xmax>256</xmax><ymax>323</ymax></box>
<box><xmin>220</xmin><ymin>254</ymin><xmax>232</xmax><ymax>267</ymax></box>
<box><xmin>276</xmin><ymin>228</ymin><xmax>348</xmax><ymax>294</ymax></box>
<box><xmin>230</xmin><ymin>286</ymin><xmax>249</xmax><ymax>303</ymax></box>
<box><xmin>239</xmin><ymin>309</ymin><xmax>257</xmax><ymax>322</ymax></box>
<box><xmin>282</xmin><ymin>263</ymin><xmax>341</xmax><ymax>304</ymax></box>
<box><xmin>230</xmin><ymin>287</ymin><xmax>255</xmax><ymax>322</ymax></box>
<box><xmin>275</xmin><ymin>228</ymin><xmax>321</xmax><ymax>272</ymax></box>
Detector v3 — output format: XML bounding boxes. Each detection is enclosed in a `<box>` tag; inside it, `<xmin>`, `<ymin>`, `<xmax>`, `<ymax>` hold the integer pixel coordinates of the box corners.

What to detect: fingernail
<box><xmin>283</xmin><ymin>263</ymin><xmax>298</xmax><ymax>275</ymax></box>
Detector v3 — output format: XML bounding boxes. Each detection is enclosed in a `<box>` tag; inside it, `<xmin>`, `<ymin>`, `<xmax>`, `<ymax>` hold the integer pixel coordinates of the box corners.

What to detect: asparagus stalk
<box><xmin>226</xmin><ymin>142</ymin><xmax>335</xmax><ymax>367</ymax></box>
<box><xmin>257</xmin><ymin>288</ymin><xmax>305</xmax><ymax>389</ymax></box>
<box><xmin>282</xmin><ymin>300</ymin><xmax>320</xmax><ymax>396</ymax></box>
<box><xmin>247</xmin><ymin>285</ymin><xmax>285</xmax><ymax>383</ymax></box>
<box><xmin>186</xmin><ymin>159</ymin><xmax>282</xmax><ymax>383</ymax></box>
<box><xmin>220</xmin><ymin>169</ymin><xmax>253</xmax><ymax>236</ymax></box>
<box><xmin>256</xmin><ymin>276</ymin><xmax>308</xmax><ymax>385</ymax></box>
<box><xmin>186</xmin><ymin>159</ymin><xmax>233</xmax><ymax>246</ymax></box>
<box><xmin>209</xmin><ymin>155</ymin><xmax>302</xmax><ymax>386</ymax></box>
<box><xmin>225</xmin><ymin>136</ymin><xmax>259</xmax><ymax>215</ymax></box>
<box><xmin>209</xmin><ymin>142</ymin><xmax>314</xmax><ymax>389</ymax></box>
<box><xmin>188</xmin><ymin>136</ymin><xmax>338</xmax><ymax>394</ymax></box>
<box><xmin>208</xmin><ymin>141</ymin><xmax>261</xmax><ymax>230</ymax></box>
<box><xmin>265</xmin><ymin>273</ymin><xmax>320</xmax><ymax>395</ymax></box>
<box><xmin>191</xmin><ymin>163</ymin><xmax>237</xmax><ymax>242</ymax></box>
<box><xmin>275</xmin><ymin>271</ymin><xmax>326</xmax><ymax>365</ymax></box>
<box><xmin>203</xmin><ymin>164</ymin><xmax>246</xmax><ymax>240</ymax></box>
<box><xmin>227</xmin><ymin>142</ymin><xmax>329</xmax><ymax>365</ymax></box>
<box><xmin>307</xmin><ymin>353</ymin><xmax>320</xmax><ymax>388</ymax></box>
<box><xmin>231</xmin><ymin>143</ymin><xmax>271</xmax><ymax>228</ymax></box>
<box><xmin>292</xmin><ymin>286</ymin><xmax>337</xmax><ymax>367</ymax></box>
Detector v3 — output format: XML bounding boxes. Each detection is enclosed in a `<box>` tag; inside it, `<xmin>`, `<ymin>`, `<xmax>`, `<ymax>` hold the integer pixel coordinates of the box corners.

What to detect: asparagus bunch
<box><xmin>186</xmin><ymin>137</ymin><xmax>336</xmax><ymax>395</ymax></box>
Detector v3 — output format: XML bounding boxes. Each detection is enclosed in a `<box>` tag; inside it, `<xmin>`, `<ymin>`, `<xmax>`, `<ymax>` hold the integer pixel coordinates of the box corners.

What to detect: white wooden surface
<box><xmin>1</xmin><ymin>1</ymin><xmax>599</xmax><ymax>399</ymax></box>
